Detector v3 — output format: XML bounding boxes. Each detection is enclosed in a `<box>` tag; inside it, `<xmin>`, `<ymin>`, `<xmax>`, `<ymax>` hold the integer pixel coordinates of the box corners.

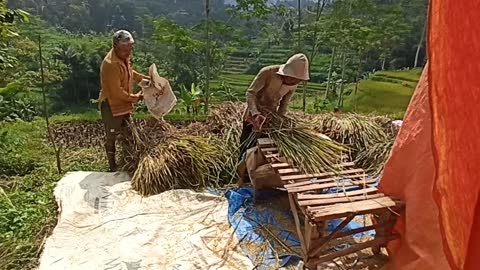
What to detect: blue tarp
<box><xmin>225</xmin><ymin>188</ymin><xmax>302</xmax><ymax>268</ymax></box>
<box><xmin>225</xmin><ymin>180</ymin><xmax>380</xmax><ymax>268</ymax></box>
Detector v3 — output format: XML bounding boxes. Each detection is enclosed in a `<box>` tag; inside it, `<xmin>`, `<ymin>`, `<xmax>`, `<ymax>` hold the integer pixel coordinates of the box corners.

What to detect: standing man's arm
<box><xmin>133</xmin><ymin>70</ymin><xmax>149</xmax><ymax>83</ymax></box>
<box><xmin>278</xmin><ymin>89</ymin><xmax>295</xmax><ymax>116</ymax></box>
<box><xmin>246</xmin><ymin>68</ymin><xmax>268</xmax><ymax>116</ymax></box>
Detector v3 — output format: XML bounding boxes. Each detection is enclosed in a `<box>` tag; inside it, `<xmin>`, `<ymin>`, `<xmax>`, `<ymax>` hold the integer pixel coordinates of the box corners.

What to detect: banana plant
<box><xmin>178</xmin><ymin>83</ymin><xmax>203</xmax><ymax>115</ymax></box>
<box><xmin>217</xmin><ymin>81</ymin><xmax>239</xmax><ymax>101</ymax></box>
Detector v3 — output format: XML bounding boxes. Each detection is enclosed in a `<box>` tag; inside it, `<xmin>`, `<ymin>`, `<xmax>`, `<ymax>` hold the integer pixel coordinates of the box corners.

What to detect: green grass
<box><xmin>343</xmin><ymin>78</ymin><xmax>416</xmax><ymax>116</ymax></box>
<box><xmin>220</xmin><ymin>74</ymin><xmax>255</xmax><ymax>81</ymax></box>
<box><xmin>49</xmin><ymin>107</ymin><xmax>207</xmax><ymax>124</ymax></box>
<box><xmin>51</xmin><ymin>110</ymin><xmax>101</xmax><ymax>122</ymax></box>
<box><xmin>0</xmin><ymin>118</ymin><xmax>109</xmax><ymax>269</ymax></box>
<box><xmin>260</xmin><ymin>53</ymin><xmax>289</xmax><ymax>59</ymax></box>
<box><xmin>375</xmin><ymin>68</ymin><xmax>422</xmax><ymax>82</ymax></box>
<box><xmin>348</xmin><ymin>69</ymin><xmax>421</xmax><ymax>115</ymax></box>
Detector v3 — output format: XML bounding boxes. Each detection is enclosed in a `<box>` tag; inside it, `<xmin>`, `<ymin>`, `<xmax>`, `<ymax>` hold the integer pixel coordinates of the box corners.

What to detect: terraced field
<box><xmin>210</xmin><ymin>73</ymin><xmax>326</xmax><ymax>108</ymax></box>
<box><xmin>211</xmin><ymin>67</ymin><xmax>422</xmax><ymax>117</ymax></box>
<box><xmin>225</xmin><ymin>45</ymin><xmax>330</xmax><ymax>81</ymax></box>
<box><xmin>223</xmin><ymin>56</ymin><xmax>251</xmax><ymax>74</ymax></box>
<box><xmin>343</xmin><ymin>69</ymin><xmax>423</xmax><ymax>117</ymax></box>
<box><xmin>217</xmin><ymin>40</ymin><xmax>422</xmax><ymax>117</ymax></box>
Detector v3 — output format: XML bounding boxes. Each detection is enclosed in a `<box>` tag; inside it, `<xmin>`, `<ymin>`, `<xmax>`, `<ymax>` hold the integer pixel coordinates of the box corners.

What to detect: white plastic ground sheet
<box><xmin>38</xmin><ymin>171</ymin><xmax>254</xmax><ymax>270</ymax></box>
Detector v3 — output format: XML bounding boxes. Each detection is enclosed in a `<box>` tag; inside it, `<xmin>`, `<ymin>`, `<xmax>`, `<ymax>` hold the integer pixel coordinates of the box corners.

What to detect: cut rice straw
<box><xmin>245</xmin><ymin>113</ymin><xmax>347</xmax><ymax>174</ymax></box>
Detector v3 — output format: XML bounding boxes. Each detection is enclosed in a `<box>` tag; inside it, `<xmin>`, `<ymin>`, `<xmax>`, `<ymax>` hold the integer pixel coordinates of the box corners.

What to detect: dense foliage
<box><xmin>2</xmin><ymin>0</ymin><xmax>428</xmax><ymax>118</ymax></box>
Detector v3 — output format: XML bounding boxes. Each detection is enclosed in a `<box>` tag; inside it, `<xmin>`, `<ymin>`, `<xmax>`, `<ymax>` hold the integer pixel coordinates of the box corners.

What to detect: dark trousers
<box><xmin>100</xmin><ymin>101</ymin><xmax>132</xmax><ymax>171</ymax></box>
<box><xmin>238</xmin><ymin>121</ymin><xmax>269</xmax><ymax>161</ymax></box>
<box><xmin>238</xmin><ymin>122</ymin><xmax>254</xmax><ymax>161</ymax></box>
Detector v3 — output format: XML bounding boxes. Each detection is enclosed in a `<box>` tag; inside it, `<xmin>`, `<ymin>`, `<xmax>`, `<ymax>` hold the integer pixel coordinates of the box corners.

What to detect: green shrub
<box><xmin>0</xmin><ymin>130</ymin><xmax>37</xmax><ymax>176</ymax></box>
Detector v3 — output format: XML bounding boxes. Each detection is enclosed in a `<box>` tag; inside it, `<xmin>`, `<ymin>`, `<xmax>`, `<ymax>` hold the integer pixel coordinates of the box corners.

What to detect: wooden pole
<box><xmin>337</xmin><ymin>52</ymin><xmax>346</xmax><ymax>108</ymax></box>
<box><xmin>414</xmin><ymin>14</ymin><xmax>427</xmax><ymax>67</ymax></box>
<box><xmin>38</xmin><ymin>35</ymin><xmax>62</xmax><ymax>174</ymax></box>
<box><xmin>324</xmin><ymin>47</ymin><xmax>336</xmax><ymax>100</ymax></box>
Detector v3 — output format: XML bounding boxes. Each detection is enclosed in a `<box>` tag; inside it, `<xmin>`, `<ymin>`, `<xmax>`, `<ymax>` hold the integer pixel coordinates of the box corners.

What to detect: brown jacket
<box><xmin>98</xmin><ymin>49</ymin><xmax>148</xmax><ymax>116</ymax></box>
<box><xmin>243</xmin><ymin>65</ymin><xmax>297</xmax><ymax>121</ymax></box>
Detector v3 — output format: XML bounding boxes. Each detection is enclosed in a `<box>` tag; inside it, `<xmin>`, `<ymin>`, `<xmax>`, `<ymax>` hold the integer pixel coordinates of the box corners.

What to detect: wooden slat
<box><xmin>327</xmin><ymin>221</ymin><xmax>394</xmax><ymax>240</ymax></box>
<box><xmin>308</xmin><ymin>236</ymin><xmax>395</xmax><ymax>265</ymax></box>
<box><xmin>288</xmin><ymin>193</ymin><xmax>307</xmax><ymax>255</ymax></box>
<box><xmin>277</xmin><ymin>162</ymin><xmax>357</xmax><ymax>176</ymax></box>
<box><xmin>257</xmin><ymin>138</ymin><xmax>274</xmax><ymax>146</ymax></box>
<box><xmin>298</xmin><ymin>187</ymin><xmax>378</xmax><ymax>200</ymax></box>
<box><xmin>312</xmin><ymin>197</ymin><xmax>397</xmax><ymax>221</ymax></box>
<box><xmin>280</xmin><ymin>168</ymin><xmax>365</xmax><ymax>182</ymax></box>
<box><xmin>265</xmin><ymin>153</ymin><xmax>280</xmax><ymax>158</ymax></box>
<box><xmin>260</xmin><ymin>147</ymin><xmax>278</xmax><ymax>152</ymax></box>
<box><xmin>271</xmin><ymin>163</ymin><xmax>291</xmax><ymax>169</ymax></box>
<box><xmin>284</xmin><ymin>174</ymin><xmax>371</xmax><ymax>189</ymax></box>
<box><xmin>278</xmin><ymin>168</ymin><xmax>300</xmax><ymax>175</ymax></box>
<box><xmin>305</xmin><ymin>219</ymin><xmax>314</xmax><ymax>251</ymax></box>
<box><xmin>310</xmin><ymin>214</ymin><xmax>355</xmax><ymax>257</ymax></box>
<box><xmin>300</xmin><ymin>193</ymin><xmax>385</xmax><ymax>207</ymax></box>
<box><xmin>286</xmin><ymin>178</ymin><xmax>376</xmax><ymax>194</ymax></box>
<box><xmin>340</xmin><ymin>162</ymin><xmax>355</xmax><ymax>167</ymax></box>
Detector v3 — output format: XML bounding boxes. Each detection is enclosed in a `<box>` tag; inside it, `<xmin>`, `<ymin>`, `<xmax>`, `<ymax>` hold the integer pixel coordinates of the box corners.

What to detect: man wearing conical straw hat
<box><xmin>98</xmin><ymin>30</ymin><xmax>149</xmax><ymax>172</ymax></box>
<box><xmin>239</xmin><ymin>53</ymin><xmax>310</xmax><ymax>160</ymax></box>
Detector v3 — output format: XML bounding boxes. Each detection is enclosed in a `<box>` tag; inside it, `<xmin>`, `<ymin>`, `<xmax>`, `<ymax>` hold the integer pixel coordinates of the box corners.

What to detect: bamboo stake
<box><xmin>38</xmin><ymin>35</ymin><xmax>62</xmax><ymax>174</ymax></box>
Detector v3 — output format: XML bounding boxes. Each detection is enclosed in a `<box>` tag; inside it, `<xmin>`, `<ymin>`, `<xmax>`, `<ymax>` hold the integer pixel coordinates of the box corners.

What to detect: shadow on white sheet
<box><xmin>38</xmin><ymin>171</ymin><xmax>254</xmax><ymax>270</ymax></box>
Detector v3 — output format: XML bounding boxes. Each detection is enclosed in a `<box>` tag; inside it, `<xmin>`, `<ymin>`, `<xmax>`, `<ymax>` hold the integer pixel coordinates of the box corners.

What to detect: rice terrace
<box><xmin>2</xmin><ymin>0</ymin><xmax>477</xmax><ymax>270</ymax></box>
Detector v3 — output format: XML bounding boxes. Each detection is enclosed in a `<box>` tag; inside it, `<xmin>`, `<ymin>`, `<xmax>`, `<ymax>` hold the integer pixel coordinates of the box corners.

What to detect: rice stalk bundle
<box><xmin>131</xmin><ymin>135</ymin><xmax>225</xmax><ymax>196</ymax></box>
<box><xmin>247</xmin><ymin>114</ymin><xmax>347</xmax><ymax>174</ymax></box>
<box><xmin>354</xmin><ymin>139</ymin><xmax>395</xmax><ymax>177</ymax></box>
<box><xmin>125</xmin><ymin>112</ymin><xmax>246</xmax><ymax>196</ymax></box>
<box><xmin>206</xmin><ymin>102</ymin><xmax>247</xmax><ymax>176</ymax></box>
<box><xmin>314</xmin><ymin>113</ymin><xmax>387</xmax><ymax>156</ymax></box>
<box><xmin>368</xmin><ymin>114</ymin><xmax>400</xmax><ymax>137</ymax></box>
<box><xmin>206</xmin><ymin>101</ymin><xmax>245</xmax><ymax>135</ymax></box>
<box><xmin>121</xmin><ymin>119</ymin><xmax>172</xmax><ymax>173</ymax></box>
<box><xmin>369</xmin><ymin>115</ymin><xmax>393</xmax><ymax>129</ymax></box>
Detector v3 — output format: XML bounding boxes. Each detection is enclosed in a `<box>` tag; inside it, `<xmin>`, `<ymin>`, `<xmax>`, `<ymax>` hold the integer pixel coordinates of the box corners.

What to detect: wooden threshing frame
<box><xmin>256</xmin><ymin>138</ymin><xmax>404</xmax><ymax>269</ymax></box>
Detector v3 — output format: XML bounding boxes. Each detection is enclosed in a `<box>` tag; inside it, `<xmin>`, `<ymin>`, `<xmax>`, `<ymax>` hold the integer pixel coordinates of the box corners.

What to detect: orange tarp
<box><xmin>379</xmin><ymin>66</ymin><xmax>450</xmax><ymax>270</ymax></box>
<box><xmin>380</xmin><ymin>0</ymin><xmax>480</xmax><ymax>269</ymax></box>
<box><xmin>429</xmin><ymin>0</ymin><xmax>480</xmax><ymax>268</ymax></box>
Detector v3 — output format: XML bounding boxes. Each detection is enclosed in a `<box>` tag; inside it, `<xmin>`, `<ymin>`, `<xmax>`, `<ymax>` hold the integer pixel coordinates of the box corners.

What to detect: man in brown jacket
<box><xmin>99</xmin><ymin>30</ymin><xmax>149</xmax><ymax>172</ymax></box>
<box><xmin>239</xmin><ymin>53</ymin><xmax>310</xmax><ymax>160</ymax></box>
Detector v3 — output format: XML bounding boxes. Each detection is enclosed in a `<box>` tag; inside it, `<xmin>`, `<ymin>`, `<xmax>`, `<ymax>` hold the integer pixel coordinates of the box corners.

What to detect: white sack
<box><xmin>139</xmin><ymin>64</ymin><xmax>177</xmax><ymax>120</ymax></box>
